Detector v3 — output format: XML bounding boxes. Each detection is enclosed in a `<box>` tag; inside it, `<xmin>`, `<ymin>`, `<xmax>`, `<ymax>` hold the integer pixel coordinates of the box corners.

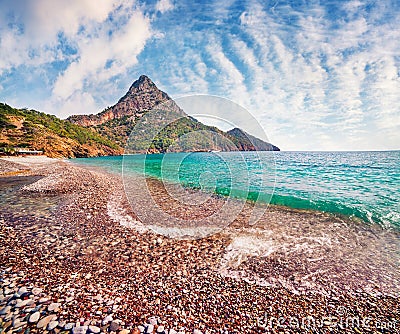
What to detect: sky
<box><xmin>0</xmin><ymin>0</ymin><xmax>399</xmax><ymax>151</ymax></box>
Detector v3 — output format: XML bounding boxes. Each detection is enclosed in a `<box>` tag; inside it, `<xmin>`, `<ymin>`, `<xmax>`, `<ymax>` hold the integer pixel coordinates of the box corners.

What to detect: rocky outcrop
<box><xmin>67</xmin><ymin>109</ymin><xmax>115</xmax><ymax>127</ymax></box>
<box><xmin>68</xmin><ymin>75</ymin><xmax>182</xmax><ymax>127</ymax></box>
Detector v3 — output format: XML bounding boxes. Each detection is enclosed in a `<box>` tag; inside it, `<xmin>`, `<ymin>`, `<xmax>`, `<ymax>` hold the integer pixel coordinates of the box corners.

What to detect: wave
<box><xmin>106</xmin><ymin>193</ymin><xmax>149</xmax><ymax>233</ymax></box>
<box><xmin>208</xmin><ymin>186</ymin><xmax>399</xmax><ymax>229</ymax></box>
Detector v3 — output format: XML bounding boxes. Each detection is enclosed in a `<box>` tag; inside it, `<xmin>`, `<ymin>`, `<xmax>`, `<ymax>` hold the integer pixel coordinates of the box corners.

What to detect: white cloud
<box><xmin>156</xmin><ymin>46</ymin><xmax>210</xmax><ymax>96</ymax></box>
<box><xmin>205</xmin><ymin>38</ymin><xmax>251</xmax><ymax>107</ymax></box>
<box><xmin>47</xmin><ymin>91</ymin><xmax>99</xmax><ymax>119</ymax></box>
<box><xmin>52</xmin><ymin>9</ymin><xmax>152</xmax><ymax>100</ymax></box>
<box><xmin>0</xmin><ymin>0</ymin><xmax>123</xmax><ymax>73</ymax></box>
<box><xmin>155</xmin><ymin>0</ymin><xmax>174</xmax><ymax>14</ymax></box>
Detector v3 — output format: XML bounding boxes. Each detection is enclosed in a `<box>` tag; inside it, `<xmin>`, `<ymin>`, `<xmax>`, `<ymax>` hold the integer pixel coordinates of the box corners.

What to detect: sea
<box><xmin>75</xmin><ymin>151</ymin><xmax>400</xmax><ymax>229</ymax></box>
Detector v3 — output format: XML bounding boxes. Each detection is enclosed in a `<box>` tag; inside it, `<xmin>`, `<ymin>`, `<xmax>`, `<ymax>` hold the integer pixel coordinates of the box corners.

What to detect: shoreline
<box><xmin>1</xmin><ymin>157</ymin><xmax>399</xmax><ymax>333</ymax></box>
<box><xmin>71</xmin><ymin>154</ymin><xmax>397</xmax><ymax>230</ymax></box>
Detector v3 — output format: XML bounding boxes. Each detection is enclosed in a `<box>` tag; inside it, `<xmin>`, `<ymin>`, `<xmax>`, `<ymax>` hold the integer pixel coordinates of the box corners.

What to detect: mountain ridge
<box><xmin>1</xmin><ymin>75</ymin><xmax>279</xmax><ymax>157</ymax></box>
<box><xmin>68</xmin><ymin>75</ymin><xmax>280</xmax><ymax>153</ymax></box>
<box><xmin>227</xmin><ymin>128</ymin><xmax>279</xmax><ymax>151</ymax></box>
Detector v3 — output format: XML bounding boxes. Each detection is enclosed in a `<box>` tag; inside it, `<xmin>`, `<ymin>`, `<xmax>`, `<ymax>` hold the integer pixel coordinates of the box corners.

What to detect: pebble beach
<box><xmin>0</xmin><ymin>157</ymin><xmax>399</xmax><ymax>333</ymax></box>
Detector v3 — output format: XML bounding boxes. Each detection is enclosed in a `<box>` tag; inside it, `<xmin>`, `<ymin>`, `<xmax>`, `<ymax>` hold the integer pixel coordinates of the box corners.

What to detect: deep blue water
<box><xmin>74</xmin><ymin>151</ymin><xmax>400</xmax><ymax>229</ymax></box>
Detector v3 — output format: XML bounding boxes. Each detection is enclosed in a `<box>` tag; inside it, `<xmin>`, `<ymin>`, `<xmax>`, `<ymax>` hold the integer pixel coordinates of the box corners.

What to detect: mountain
<box><xmin>68</xmin><ymin>75</ymin><xmax>185</xmax><ymax>148</ymax></box>
<box><xmin>227</xmin><ymin>128</ymin><xmax>280</xmax><ymax>151</ymax></box>
<box><xmin>68</xmin><ymin>75</ymin><xmax>280</xmax><ymax>153</ymax></box>
<box><xmin>0</xmin><ymin>103</ymin><xmax>122</xmax><ymax>158</ymax></box>
<box><xmin>1</xmin><ymin>75</ymin><xmax>279</xmax><ymax>157</ymax></box>
<box><xmin>68</xmin><ymin>75</ymin><xmax>181</xmax><ymax>128</ymax></box>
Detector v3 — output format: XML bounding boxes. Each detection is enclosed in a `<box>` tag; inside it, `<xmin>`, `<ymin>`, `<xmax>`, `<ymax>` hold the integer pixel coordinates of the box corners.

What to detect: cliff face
<box><xmin>68</xmin><ymin>75</ymin><xmax>181</xmax><ymax>127</ymax></box>
<box><xmin>67</xmin><ymin>109</ymin><xmax>115</xmax><ymax>127</ymax></box>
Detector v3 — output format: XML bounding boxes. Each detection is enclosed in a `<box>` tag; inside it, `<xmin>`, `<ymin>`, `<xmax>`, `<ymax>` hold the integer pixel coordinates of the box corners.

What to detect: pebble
<box><xmin>109</xmin><ymin>320</ymin><xmax>120</xmax><ymax>332</ymax></box>
<box><xmin>8</xmin><ymin>298</ymin><xmax>18</xmax><ymax>306</ymax></box>
<box><xmin>37</xmin><ymin>314</ymin><xmax>56</xmax><ymax>328</ymax></box>
<box><xmin>88</xmin><ymin>325</ymin><xmax>101</xmax><ymax>333</ymax></box>
<box><xmin>28</xmin><ymin>311</ymin><xmax>40</xmax><ymax>323</ymax></box>
<box><xmin>19</xmin><ymin>291</ymin><xmax>31</xmax><ymax>298</ymax></box>
<box><xmin>47</xmin><ymin>320</ymin><xmax>59</xmax><ymax>330</ymax></box>
<box><xmin>73</xmin><ymin>325</ymin><xmax>89</xmax><ymax>334</ymax></box>
<box><xmin>31</xmin><ymin>288</ymin><xmax>43</xmax><ymax>295</ymax></box>
<box><xmin>0</xmin><ymin>306</ymin><xmax>11</xmax><ymax>315</ymax></box>
<box><xmin>12</xmin><ymin>317</ymin><xmax>26</xmax><ymax>328</ymax></box>
<box><xmin>17</xmin><ymin>287</ymin><xmax>27</xmax><ymax>295</ymax></box>
<box><xmin>48</xmin><ymin>302</ymin><xmax>61</xmax><ymax>312</ymax></box>
<box><xmin>102</xmin><ymin>314</ymin><xmax>113</xmax><ymax>325</ymax></box>
<box><xmin>146</xmin><ymin>324</ymin><xmax>154</xmax><ymax>333</ymax></box>
<box><xmin>64</xmin><ymin>322</ymin><xmax>75</xmax><ymax>330</ymax></box>
<box><xmin>15</xmin><ymin>298</ymin><xmax>33</xmax><ymax>308</ymax></box>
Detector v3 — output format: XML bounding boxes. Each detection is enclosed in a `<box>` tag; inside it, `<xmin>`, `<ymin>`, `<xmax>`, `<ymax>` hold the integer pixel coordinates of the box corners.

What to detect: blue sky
<box><xmin>0</xmin><ymin>0</ymin><xmax>399</xmax><ymax>150</ymax></box>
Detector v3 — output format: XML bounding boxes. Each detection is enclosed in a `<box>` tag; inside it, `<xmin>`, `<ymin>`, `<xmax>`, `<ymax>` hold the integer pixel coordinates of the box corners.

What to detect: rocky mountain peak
<box><xmin>68</xmin><ymin>75</ymin><xmax>180</xmax><ymax>127</ymax></box>
<box><xmin>117</xmin><ymin>74</ymin><xmax>169</xmax><ymax>104</ymax></box>
<box><xmin>131</xmin><ymin>75</ymin><xmax>155</xmax><ymax>89</ymax></box>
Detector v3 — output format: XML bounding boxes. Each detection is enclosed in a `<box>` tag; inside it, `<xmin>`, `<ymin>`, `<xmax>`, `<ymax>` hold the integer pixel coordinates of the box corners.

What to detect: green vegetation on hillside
<box><xmin>95</xmin><ymin>114</ymin><xmax>135</xmax><ymax>147</ymax></box>
<box><xmin>0</xmin><ymin>103</ymin><xmax>122</xmax><ymax>157</ymax></box>
<box><xmin>1</xmin><ymin>101</ymin><xmax>279</xmax><ymax>157</ymax></box>
<box><xmin>123</xmin><ymin>110</ymin><xmax>239</xmax><ymax>153</ymax></box>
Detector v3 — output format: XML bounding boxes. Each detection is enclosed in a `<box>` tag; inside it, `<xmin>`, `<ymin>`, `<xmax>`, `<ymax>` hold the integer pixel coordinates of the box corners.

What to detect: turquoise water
<box><xmin>74</xmin><ymin>151</ymin><xmax>400</xmax><ymax>229</ymax></box>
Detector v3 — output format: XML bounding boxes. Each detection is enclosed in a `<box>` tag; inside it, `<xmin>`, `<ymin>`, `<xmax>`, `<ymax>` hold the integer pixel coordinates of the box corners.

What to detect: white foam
<box><xmin>220</xmin><ymin>235</ymin><xmax>275</xmax><ymax>269</ymax></box>
<box><xmin>107</xmin><ymin>194</ymin><xmax>149</xmax><ymax>233</ymax></box>
<box><xmin>146</xmin><ymin>225</ymin><xmax>221</xmax><ymax>239</ymax></box>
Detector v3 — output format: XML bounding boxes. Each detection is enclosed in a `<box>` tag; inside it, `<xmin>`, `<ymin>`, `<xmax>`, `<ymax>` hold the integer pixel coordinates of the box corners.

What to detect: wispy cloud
<box><xmin>229</xmin><ymin>0</ymin><xmax>400</xmax><ymax>150</ymax></box>
<box><xmin>51</xmin><ymin>7</ymin><xmax>152</xmax><ymax>116</ymax></box>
